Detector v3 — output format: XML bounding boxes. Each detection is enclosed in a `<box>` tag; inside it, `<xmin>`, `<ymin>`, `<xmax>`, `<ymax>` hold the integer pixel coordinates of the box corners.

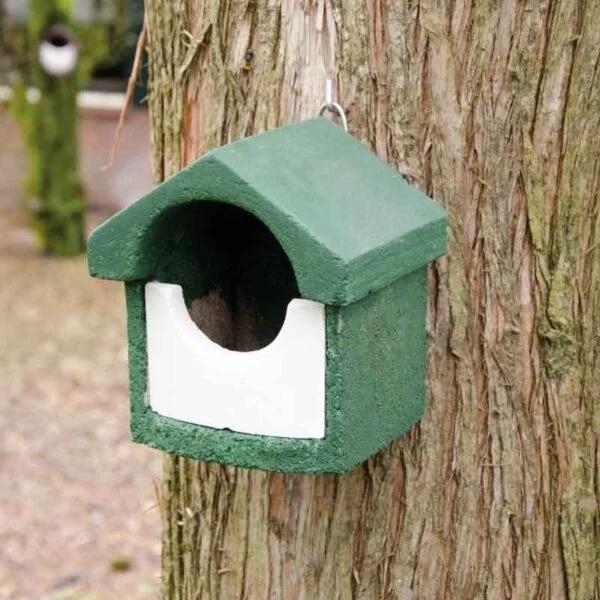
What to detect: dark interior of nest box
<box><xmin>147</xmin><ymin>202</ymin><xmax>300</xmax><ymax>352</ymax></box>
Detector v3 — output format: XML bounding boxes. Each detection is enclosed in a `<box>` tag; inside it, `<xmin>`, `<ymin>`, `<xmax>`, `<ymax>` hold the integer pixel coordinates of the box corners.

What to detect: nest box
<box><xmin>88</xmin><ymin>118</ymin><xmax>447</xmax><ymax>474</ymax></box>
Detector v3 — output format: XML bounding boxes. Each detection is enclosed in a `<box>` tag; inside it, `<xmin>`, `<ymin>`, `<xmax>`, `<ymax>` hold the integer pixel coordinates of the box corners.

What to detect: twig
<box><xmin>152</xmin><ymin>476</ymin><xmax>164</xmax><ymax>515</ymax></box>
<box><xmin>102</xmin><ymin>20</ymin><xmax>147</xmax><ymax>171</ymax></box>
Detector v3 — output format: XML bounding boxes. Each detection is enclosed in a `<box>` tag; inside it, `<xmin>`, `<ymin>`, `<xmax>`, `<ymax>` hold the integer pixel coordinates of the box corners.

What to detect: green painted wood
<box><xmin>124</xmin><ymin>267</ymin><xmax>427</xmax><ymax>473</ymax></box>
<box><xmin>88</xmin><ymin>117</ymin><xmax>447</xmax><ymax>306</ymax></box>
<box><xmin>88</xmin><ymin>119</ymin><xmax>447</xmax><ymax>473</ymax></box>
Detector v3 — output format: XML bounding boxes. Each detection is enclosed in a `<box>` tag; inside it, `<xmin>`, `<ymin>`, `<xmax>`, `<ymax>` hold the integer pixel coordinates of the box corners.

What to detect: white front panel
<box><xmin>145</xmin><ymin>282</ymin><xmax>326</xmax><ymax>439</ymax></box>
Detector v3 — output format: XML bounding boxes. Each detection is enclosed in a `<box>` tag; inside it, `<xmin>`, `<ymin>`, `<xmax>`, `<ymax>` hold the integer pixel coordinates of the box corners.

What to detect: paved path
<box><xmin>0</xmin><ymin>110</ymin><xmax>161</xmax><ymax>599</ymax></box>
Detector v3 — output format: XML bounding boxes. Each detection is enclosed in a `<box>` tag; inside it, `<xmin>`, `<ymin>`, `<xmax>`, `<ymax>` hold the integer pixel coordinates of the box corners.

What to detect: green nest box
<box><xmin>88</xmin><ymin>118</ymin><xmax>447</xmax><ymax>474</ymax></box>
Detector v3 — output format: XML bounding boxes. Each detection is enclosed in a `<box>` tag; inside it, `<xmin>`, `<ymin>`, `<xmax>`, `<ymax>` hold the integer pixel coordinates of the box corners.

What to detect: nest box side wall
<box><xmin>329</xmin><ymin>266</ymin><xmax>429</xmax><ymax>464</ymax></box>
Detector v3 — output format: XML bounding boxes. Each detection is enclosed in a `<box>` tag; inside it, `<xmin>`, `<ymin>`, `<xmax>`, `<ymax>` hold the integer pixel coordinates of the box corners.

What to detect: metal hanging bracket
<box><xmin>318</xmin><ymin>79</ymin><xmax>348</xmax><ymax>132</ymax></box>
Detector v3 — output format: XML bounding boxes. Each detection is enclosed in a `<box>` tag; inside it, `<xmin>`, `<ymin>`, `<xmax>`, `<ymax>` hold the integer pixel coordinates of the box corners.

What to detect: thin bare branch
<box><xmin>102</xmin><ymin>20</ymin><xmax>147</xmax><ymax>171</ymax></box>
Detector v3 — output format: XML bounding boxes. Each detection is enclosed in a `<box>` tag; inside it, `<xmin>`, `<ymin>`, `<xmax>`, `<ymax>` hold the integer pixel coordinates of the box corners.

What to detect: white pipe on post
<box><xmin>38</xmin><ymin>26</ymin><xmax>79</xmax><ymax>77</ymax></box>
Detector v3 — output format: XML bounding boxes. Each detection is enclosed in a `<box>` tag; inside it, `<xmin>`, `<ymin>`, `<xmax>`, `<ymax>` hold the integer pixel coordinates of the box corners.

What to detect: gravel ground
<box><xmin>0</xmin><ymin>111</ymin><xmax>162</xmax><ymax>599</ymax></box>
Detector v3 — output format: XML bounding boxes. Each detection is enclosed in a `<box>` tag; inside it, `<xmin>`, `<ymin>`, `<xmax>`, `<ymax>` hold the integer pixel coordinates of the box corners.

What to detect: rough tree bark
<box><xmin>145</xmin><ymin>1</ymin><xmax>600</xmax><ymax>597</ymax></box>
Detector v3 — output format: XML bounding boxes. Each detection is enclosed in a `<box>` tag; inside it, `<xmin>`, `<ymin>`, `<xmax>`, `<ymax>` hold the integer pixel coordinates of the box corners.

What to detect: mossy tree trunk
<box><xmin>146</xmin><ymin>0</ymin><xmax>600</xmax><ymax>597</ymax></box>
<box><xmin>10</xmin><ymin>1</ymin><xmax>108</xmax><ymax>256</ymax></box>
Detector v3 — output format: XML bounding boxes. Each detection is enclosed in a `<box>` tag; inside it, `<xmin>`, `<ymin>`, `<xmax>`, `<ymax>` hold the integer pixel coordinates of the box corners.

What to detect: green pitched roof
<box><xmin>88</xmin><ymin>118</ymin><xmax>447</xmax><ymax>305</ymax></box>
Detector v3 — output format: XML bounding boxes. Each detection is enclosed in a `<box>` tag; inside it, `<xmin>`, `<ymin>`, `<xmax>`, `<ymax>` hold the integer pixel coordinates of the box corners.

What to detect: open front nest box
<box><xmin>88</xmin><ymin>117</ymin><xmax>447</xmax><ymax>474</ymax></box>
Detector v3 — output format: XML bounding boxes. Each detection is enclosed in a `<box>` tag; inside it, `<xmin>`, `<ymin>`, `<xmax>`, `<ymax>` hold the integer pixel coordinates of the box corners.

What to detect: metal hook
<box><xmin>325</xmin><ymin>78</ymin><xmax>333</xmax><ymax>108</ymax></box>
<box><xmin>318</xmin><ymin>78</ymin><xmax>348</xmax><ymax>132</ymax></box>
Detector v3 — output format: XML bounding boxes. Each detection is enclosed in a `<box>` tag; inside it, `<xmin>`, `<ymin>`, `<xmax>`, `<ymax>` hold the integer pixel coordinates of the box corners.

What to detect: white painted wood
<box><xmin>145</xmin><ymin>282</ymin><xmax>326</xmax><ymax>439</ymax></box>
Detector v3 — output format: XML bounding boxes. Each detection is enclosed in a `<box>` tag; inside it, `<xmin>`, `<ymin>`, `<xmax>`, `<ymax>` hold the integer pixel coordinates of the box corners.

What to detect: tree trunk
<box><xmin>8</xmin><ymin>1</ymin><xmax>112</xmax><ymax>256</ymax></box>
<box><xmin>9</xmin><ymin>1</ymin><xmax>85</xmax><ymax>255</ymax></box>
<box><xmin>145</xmin><ymin>1</ymin><xmax>600</xmax><ymax>597</ymax></box>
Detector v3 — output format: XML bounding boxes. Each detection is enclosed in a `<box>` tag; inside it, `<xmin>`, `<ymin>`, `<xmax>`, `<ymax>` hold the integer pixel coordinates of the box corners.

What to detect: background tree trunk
<box><xmin>11</xmin><ymin>0</ymin><xmax>86</xmax><ymax>255</ymax></box>
<box><xmin>145</xmin><ymin>0</ymin><xmax>600</xmax><ymax>597</ymax></box>
<box><xmin>7</xmin><ymin>1</ymin><xmax>113</xmax><ymax>256</ymax></box>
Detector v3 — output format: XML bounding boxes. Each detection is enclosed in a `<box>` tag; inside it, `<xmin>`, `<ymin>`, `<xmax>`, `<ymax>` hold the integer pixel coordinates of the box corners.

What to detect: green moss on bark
<box><xmin>9</xmin><ymin>1</ymin><xmax>110</xmax><ymax>256</ymax></box>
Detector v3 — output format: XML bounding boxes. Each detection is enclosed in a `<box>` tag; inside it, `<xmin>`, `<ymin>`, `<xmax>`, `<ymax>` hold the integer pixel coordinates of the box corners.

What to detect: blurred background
<box><xmin>0</xmin><ymin>1</ymin><xmax>162</xmax><ymax>598</ymax></box>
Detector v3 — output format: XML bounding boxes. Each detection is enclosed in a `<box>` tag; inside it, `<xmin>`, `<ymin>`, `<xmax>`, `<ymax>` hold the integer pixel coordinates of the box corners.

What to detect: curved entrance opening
<box><xmin>148</xmin><ymin>201</ymin><xmax>300</xmax><ymax>351</ymax></box>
